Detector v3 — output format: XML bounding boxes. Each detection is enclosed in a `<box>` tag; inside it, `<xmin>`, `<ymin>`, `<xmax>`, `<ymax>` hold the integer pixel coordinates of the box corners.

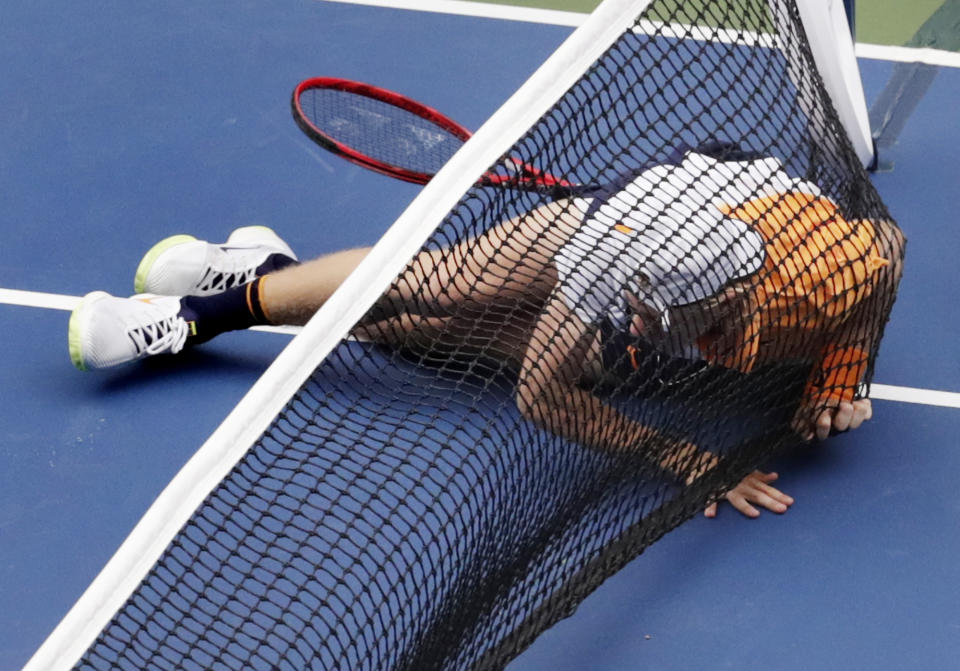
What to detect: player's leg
<box><xmin>256</xmin><ymin>199</ymin><xmax>580</xmax><ymax>363</ymax></box>
<box><xmin>185</xmin><ymin>198</ymin><xmax>581</xmax><ymax>327</ymax></box>
<box><xmin>347</xmin><ymin>199</ymin><xmax>582</xmax><ymax>364</ymax></box>
<box><xmin>69</xmin><ymin>200</ymin><xmax>583</xmax><ymax>370</ymax></box>
<box><xmin>256</xmin><ymin>247</ymin><xmax>370</xmax><ymax>326</ymax></box>
<box><xmin>231</xmin><ymin>198</ymin><xmax>581</xmax><ymax>329</ymax></box>
<box><xmin>355</xmin><ymin>289</ymin><xmax>554</xmax><ymax>367</ymax></box>
<box><xmin>387</xmin><ymin>199</ymin><xmax>581</xmax><ymax>313</ymax></box>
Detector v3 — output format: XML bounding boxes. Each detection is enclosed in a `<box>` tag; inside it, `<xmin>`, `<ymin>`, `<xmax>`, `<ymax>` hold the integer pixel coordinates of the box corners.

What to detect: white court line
<box><xmin>322</xmin><ymin>0</ymin><xmax>587</xmax><ymax>26</ymax></box>
<box><xmin>0</xmin><ymin>288</ymin><xmax>300</xmax><ymax>336</ymax></box>
<box><xmin>322</xmin><ymin>0</ymin><xmax>960</xmax><ymax>69</ymax></box>
<box><xmin>318</xmin><ymin>0</ymin><xmax>774</xmax><ymax>47</ymax></box>
<box><xmin>870</xmin><ymin>384</ymin><xmax>960</xmax><ymax>409</ymax></box>
<box><xmin>856</xmin><ymin>42</ymin><xmax>960</xmax><ymax>69</ymax></box>
<box><xmin>0</xmin><ymin>288</ymin><xmax>80</xmax><ymax>311</ymax></box>
<box><xmin>3</xmin><ymin>287</ymin><xmax>957</xmax><ymax>409</ymax></box>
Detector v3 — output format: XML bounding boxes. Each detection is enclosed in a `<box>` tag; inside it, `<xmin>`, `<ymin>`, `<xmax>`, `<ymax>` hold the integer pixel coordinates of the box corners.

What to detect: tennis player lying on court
<box><xmin>68</xmin><ymin>146</ymin><xmax>904</xmax><ymax>519</ymax></box>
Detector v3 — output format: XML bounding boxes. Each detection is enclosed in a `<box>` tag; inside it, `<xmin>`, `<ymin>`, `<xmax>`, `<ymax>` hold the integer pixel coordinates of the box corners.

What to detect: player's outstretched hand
<box><xmin>704</xmin><ymin>470</ymin><xmax>794</xmax><ymax>519</ymax></box>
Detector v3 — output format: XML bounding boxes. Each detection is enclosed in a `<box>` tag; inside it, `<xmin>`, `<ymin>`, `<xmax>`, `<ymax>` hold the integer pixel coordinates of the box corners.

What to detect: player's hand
<box><xmin>793</xmin><ymin>397</ymin><xmax>873</xmax><ymax>441</ymax></box>
<box><xmin>798</xmin><ymin>398</ymin><xmax>872</xmax><ymax>441</ymax></box>
<box><xmin>813</xmin><ymin>398</ymin><xmax>872</xmax><ymax>440</ymax></box>
<box><xmin>703</xmin><ymin>470</ymin><xmax>794</xmax><ymax>519</ymax></box>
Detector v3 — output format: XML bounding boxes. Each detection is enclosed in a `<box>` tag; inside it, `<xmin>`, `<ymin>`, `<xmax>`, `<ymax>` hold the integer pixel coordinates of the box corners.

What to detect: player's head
<box><xmin>625</xmin><ymin>214</ymin><xmax>766</xmax><ymax>334</ymax></box>
<box><xmin>629</xmin><ymin>194</ymin><xmax>890</xmax><ymax>373</ymax></box>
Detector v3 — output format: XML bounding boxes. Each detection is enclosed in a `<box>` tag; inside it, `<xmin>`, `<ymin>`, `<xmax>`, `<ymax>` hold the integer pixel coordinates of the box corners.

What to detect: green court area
<box><xmin>476</xmin><ymin>0</ymin><xmax>956</xmax><ymax>49</ymax></box>
<box><xmin>856</xmin><ymin>0</ymin><xmax>955</xmax><ymax>47</ymax></box>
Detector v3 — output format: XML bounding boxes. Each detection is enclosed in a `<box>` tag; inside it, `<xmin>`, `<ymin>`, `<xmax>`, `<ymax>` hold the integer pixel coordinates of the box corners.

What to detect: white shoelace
<box><xmin>195</xmin><ymin>247</ymin><xmax>270</xmax><ymax>294</ymax></box>
<box><xmin>127</xmin><ymin>310</ymin><xmax>189</xmax><ymax>357</ymax></box>
<box><xmin>196</xmin><ymin>265</ymin><xmax>258</xmax><ymax>294</ymax></box>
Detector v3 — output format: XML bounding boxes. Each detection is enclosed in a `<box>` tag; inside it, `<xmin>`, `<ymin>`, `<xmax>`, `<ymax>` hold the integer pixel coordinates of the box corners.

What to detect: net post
<box><xmin>791</xmin><ymin>0</ymin><xmax>874</xmax><ymax>168</ymax></box>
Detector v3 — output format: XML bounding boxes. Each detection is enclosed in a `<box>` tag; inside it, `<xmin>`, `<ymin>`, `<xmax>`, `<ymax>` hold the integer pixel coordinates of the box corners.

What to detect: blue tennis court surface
<box><xmin>1</xmin><ymin>1</ymin><xmax>958</xmax><ymax>669</ymax></box>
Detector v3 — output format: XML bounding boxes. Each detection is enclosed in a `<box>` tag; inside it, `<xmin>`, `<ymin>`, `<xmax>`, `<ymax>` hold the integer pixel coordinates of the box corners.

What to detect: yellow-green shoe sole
<box><xmin>67</xmin><ymin>300</ymin><xmax>86</xmax><ymax>371</ymax></box>
<box><xmin>67</xmin><ymin>291</ymin><xmax>108</xmax><ymax>371</ymax></box>
<box><xmin>134</xmin><ymin>234</ymin><xmax>197</xmax><ymax>294</ymax></box>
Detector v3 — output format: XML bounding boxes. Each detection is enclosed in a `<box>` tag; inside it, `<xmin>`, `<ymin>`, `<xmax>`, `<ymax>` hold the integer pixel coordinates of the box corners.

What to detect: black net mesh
<box><xmin>76</xmin><ymin>0</ymin><xmax>904</xmax><ymax>669</ymax></box>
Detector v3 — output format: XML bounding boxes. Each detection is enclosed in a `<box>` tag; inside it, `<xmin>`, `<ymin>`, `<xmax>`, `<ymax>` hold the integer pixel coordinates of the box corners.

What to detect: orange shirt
<box><xmin>712</xmin><ymin>192</ymin><xmax>891</xmax><ymax>404</ymax></box>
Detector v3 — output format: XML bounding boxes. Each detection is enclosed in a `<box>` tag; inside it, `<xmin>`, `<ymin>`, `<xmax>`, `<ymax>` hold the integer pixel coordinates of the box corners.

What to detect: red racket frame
<box><xmin>292</xmin><ymin>77</ymin><xmax>470</xmax><ymax>184</ymax></box>
<box><xmin>292</xmin><ymin>77</ymin><xmax>575</xmax><ymax>190</ymax></box>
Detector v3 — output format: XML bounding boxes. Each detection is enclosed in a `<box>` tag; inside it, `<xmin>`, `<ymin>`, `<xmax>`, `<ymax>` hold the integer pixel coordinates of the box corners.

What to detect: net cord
<box><xmin>22</xmin><ymin>0</ymin><xmax>654</xmax><ymax>669</ymax></box>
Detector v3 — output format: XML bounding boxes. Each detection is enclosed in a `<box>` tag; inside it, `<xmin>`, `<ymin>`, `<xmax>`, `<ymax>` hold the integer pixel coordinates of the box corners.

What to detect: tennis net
<box><xmin>28</xmin><ymin>0</ymin><xmax>903</xmax><ymax>669</ymax></box>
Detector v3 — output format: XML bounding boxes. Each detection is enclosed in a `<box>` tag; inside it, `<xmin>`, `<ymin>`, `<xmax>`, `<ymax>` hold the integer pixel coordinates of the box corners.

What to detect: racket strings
<box><xmin>298</xmin><ymin>88</ymin><xmax>467</xmax><ymax>177</ymax></box>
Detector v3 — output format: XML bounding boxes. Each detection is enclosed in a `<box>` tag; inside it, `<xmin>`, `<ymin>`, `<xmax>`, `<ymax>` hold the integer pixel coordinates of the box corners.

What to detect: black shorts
<box><xmin>594</xmin><ymin>321</ymin><xmax>810</xmax><ymax>423</ymax></box>
<box><xmin>595</xmin><ymin>321</ymin><xmax>711</xmax><ymax>396</ymax></box>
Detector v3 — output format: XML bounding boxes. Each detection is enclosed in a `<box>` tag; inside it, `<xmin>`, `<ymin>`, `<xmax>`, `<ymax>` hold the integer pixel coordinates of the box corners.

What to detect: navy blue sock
<box><xmin>179</xmin><ymin>277</ymin><xmax>272</xmax><ymax>345</ymax></box>
<box><xmin>256</xmin><ymin>252</ymin><xmax>298</xmax><ymax>276</ymax></box>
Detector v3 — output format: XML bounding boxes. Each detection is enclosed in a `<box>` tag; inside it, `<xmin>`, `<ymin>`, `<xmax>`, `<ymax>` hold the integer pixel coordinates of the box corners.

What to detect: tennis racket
<box><xmin>291</xmin><ymin>77</ymin><xmax>576</xmax><ymax>191</ymax></box>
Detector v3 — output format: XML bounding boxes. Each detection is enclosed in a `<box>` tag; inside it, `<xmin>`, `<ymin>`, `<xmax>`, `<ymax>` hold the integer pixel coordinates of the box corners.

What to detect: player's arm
<box><xmin>515</xmin><ymin>292</ymin><xmax>718</xmax><ymax>483</ymax></box>
<box><xmin>516</xmin><ymin>293</ymin><xmax>797</xmax><ymax>518</ymax></box>
<box><xmin>799</xmin><ymin>345</ymin><xmax>875</xmax><ymax>441</ymax></box>
<box><xmin>798</xmin><ymin>219</ymin><xmax>905</xmax><ymax>440</ymax></box>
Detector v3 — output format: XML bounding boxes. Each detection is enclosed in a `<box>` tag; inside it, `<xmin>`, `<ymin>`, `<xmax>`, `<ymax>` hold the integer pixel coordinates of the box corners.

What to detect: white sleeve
<box><xmin>552</xmin><ymin>199</ymin><xmax>632</xmax><ymax>329</ymax></box>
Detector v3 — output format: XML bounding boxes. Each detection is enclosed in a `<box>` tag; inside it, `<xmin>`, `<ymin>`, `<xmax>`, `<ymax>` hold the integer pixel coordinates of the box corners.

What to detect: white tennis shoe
<box><xmin>68</xmin><ymin>292</ymin><xmax>190</xmax><ymax>370</ymax></box>
<box><xmin>134</xmin><ymin>225</ymin><xmax>297</xmax><ymax>297</ymax></box>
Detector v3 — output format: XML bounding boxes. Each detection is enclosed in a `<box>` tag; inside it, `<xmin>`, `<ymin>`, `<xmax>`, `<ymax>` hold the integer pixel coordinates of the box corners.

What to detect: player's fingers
<box><xmin>849</xmin><ymin>399</ymin><xmax>873</xmax><ymax>430</ymax></box>
<box><xmin>816</xmin><ymin>409</ymin><xmax>833</xmax><ymax>441</ymax></box>
<box><xmin>832</xmin><ymin>402</ymin><xmax>855</xmax><ymax>432</ymax></box>
<box><xmin>727</xmin><ymin>493</ymin><xmax>760</xmax><ymax>519</ymax></box>
<box><xmin>754</xmin><ymin>481</ymin><xmax>794</xmax><ymax>507</ymax></box>
<box><xmin>747</xmin><ymin>472</ymin><xmax>792</xmax><ymax>503</ymax></box>
<box><xmin>754</xmin><ymin>493</ymin><xmax>790</xmax><ymax>513</ymax></box>
<box><xmin>704</xmin><ymin>502</ymin><xmax>718</xmax><ymax>518</ymax></box>
<box><xmin>793</xmin><ymin>411</ymin><xmax>817</xmax><ymax>441</ymax></box>
<box><xmin>741</xmin><ymin>482</ymin><xmax>792</xmax><ymax>513</ymax></box>
<box><xmin>793</xmin><ymin>414</ymin><xmax>813</xmax><ymax>441</ymax></box>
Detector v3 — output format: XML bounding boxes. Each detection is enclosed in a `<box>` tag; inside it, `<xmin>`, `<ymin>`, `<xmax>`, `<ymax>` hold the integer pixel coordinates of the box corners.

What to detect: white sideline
<box><xmin>323</xmin><ymin>0</ymin><xmax>589</xmax><ymax>25</ymax></box>
<box><xmin>0</xmin><ymin>288</ymin><xmax>301</xmax><ymax>335</ymax></box>
<box><xmin>871</xmin><ymin>384</ymin><xmax>960</xmax><ymax>409</ymax></box>
<box><xmin>3</xmin><ymin>287</ymin><xmax>958</xmax><ymax>410</ymax></box>
<box><xmin>0</xmin><ymin>288</ymin><xmax>79</xmax><ymax>312</ymax></box>
<box><xmin>321</xmin><ymin>0</ymin><xmax>960</xmax><ymax>69</ymax></box>
<box><xmin>856</xmin><ymin>42</ymin><xmax>960</xmax><ymax>68</ymax></box>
